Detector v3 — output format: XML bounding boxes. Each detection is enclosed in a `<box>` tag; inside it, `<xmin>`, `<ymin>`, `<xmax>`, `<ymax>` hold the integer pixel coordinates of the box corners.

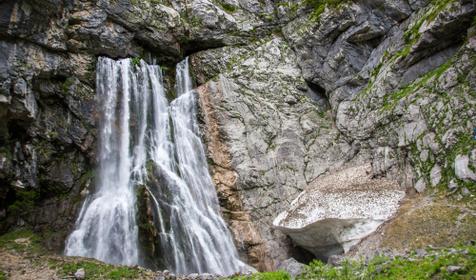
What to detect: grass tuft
<box><xmin>51</xmin><ymin>260</ymin><xmax>141</xmax><ymax>280</ymax></box>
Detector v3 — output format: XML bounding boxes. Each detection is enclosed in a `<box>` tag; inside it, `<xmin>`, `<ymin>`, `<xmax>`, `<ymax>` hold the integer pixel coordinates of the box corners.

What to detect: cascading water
<box><xmin>64</xmin><ymin>57</ymin><xmax>139</xmax><ymax>266</ymax></box>
<box><xmin>65</xmin><ymin>57</ymin><xmax>247</xmax><ymax>275</ymax></box>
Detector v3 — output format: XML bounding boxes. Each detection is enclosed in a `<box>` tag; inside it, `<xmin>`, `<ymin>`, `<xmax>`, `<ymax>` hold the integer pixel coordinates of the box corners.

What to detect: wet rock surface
<box><xmin>0</xmin><ymin>0</ymin><xmax>475</xmax><ymax>273</ymax></box>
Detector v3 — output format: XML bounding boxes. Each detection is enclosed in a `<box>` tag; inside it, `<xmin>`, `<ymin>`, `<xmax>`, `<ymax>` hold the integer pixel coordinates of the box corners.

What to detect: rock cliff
<box><xmin>0</xmin><ymin>0</ymin><xmax>475</xmax><ymax>273</ymax></box>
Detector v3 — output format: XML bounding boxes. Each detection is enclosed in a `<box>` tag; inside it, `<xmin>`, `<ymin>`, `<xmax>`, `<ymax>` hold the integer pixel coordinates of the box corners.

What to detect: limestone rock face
<box><xmin>0</xmin><ymin>0</ymin><xmax>282</xmax><ymax>251</ymax></box>
<box><xmin>194</xmin><ymin>36</ymin><xmax>363</xmax><ymax>269</ymax></box>
<box><xmin>273</xmin><ymin>165</ymin><xmax>405</xmax><ymax>260</ymax></box>
<box><xmin>191</xmin><ymin>0</ymin><xmax>476</xmax><ymax>269</ymax></box>
<box><xmin>0</xmin><ymin>0</ymin><xmax>475</xmax><ymax>272</ymax></box>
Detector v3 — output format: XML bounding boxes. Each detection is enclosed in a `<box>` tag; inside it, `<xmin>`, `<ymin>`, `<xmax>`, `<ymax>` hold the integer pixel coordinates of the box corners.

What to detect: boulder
<box><xmin>276</xmin><ymin>258</ymin><xmax>305</xmax><ymax>278</ymax></box>
<box><xmin>455</xmin><ymin>155</ymin><xmax>476</xmax><ymax>182</ymax></box>
<box><xmin>273</xmin><ymin>164</ymin><xmax>405</xmax><ymax>260</ymax></box>
<box><xmin>74</xmin><ymin>268</ymin><xmax>85</xmax><ymax>280</ymax></box>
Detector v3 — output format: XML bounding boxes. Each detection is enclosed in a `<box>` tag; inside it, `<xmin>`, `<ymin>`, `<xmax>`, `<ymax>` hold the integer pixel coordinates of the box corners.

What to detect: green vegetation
<box><xmin>51</xmin><ymin>260</ymin><xmax>141</xmax><ymax>280</ymax></box>
<box><xmin>305</xmin><ymin>0</ymin><xmax>351</xmax><ymax>21</ymax></box>
<box><xmin>7</xmin><ymin>189</ymin><xmax>39</xmax><ymax>217</ymax></box>
<box><xmin>403</xmin><ymin>0</ymin><xmax>455</xmax><ymax>44</ymax></box>
<box><xmin>225</xmin><ymin>245</ymin><xmax>476</xmax><ymax>280</ymax></box>
<box><xmin>357</xmin><ymin>0</ymin><xmax>458</xmax><ymax>101</ymax></box>
<box><xmin>381</xmin><ymin>57</ymin><xmax>452</xmax><ymax>112</ymax></box>
<box><xmin>394</xmin><ymin>0</ymin><xmax>455</xmax><ymax>59</ymax></box>
<box><xmin>326</xmin><ymin>245</ymin><xmax>475</xmax><ymax>279</ymax></box>
<box><xmin>131</xmin><ymin>57</ymin><xmax>142</xmax><ymax>67</ymax></box>
<box><xmin>228</xmin><ymin>271</ymin><xmax>290</xmax><ymax>280</ymax></box>
<box><xmin>62</xmin><ymin>77</ymin><xmax>75</xmax><ymax>93</ymax></box>
<box><xmin>0</xmin><ymin>271</ymin><xmax>6</xmax><ymax>280</ymax></box>
<box><xmin>438</xmin><ymin>133</ymin><xmax>476</xmax><ymax>192</ymax></box>
<box><xmin>0</xmin><ymin>229</ymin><xmax>43</xmax><ymax>254</ymax></box>
<box><xmin>219</xmin><ymin>1</ymin><xmax>237</xmax><ymax>13</ymax></box>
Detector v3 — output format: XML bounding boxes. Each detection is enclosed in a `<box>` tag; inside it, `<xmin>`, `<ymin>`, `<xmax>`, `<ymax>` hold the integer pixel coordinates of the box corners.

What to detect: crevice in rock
<box><xmin>7</xmin><ymin>121</ymin><xmax>29</xmax><ymax>142</ymax></box>
<box><xmin>181</xmin><ymin>39</ymin><xmax>229</xmax><ymax>59</ymax></box>
<box><xmin>288</xmin><ymin>242</ymin><xmax>316</xmax><ymax>264</ymax></box>
<box><xmin>305</xmin><ymin>81</ymin><xmax>330</xmax><ymax>112</ymax></box>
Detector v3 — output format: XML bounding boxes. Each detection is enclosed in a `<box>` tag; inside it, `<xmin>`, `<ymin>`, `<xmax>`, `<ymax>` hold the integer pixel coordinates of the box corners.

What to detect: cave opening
<box><xmin>287</xmin><ymin>241</ymin><xmax>318</xmax><ymax>265</ymax></box>
<box><xmin>305</xmin><ymin>81</ymin><xmax>330</xmax><ymax>112</ymax></box>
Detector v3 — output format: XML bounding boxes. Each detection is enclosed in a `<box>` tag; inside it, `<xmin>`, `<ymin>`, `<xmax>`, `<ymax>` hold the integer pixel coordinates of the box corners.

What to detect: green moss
<box><xmin>218</xmin><ymin>1</ymin><xmax>237</xmax><ymax>13</ymax></box>
<box><xmin>62</xmin><ymin>77</ymin><xmax>75</xmax><ymax>93</ymax></box>
<box><xmin>305</xmin><ymin>0</ymin><xmax>351</xmax><ymax>22</ymax></box>
<box><xmin>0</xmin><ymin>229</ymin><xmax>43</xmax><ymax>254</ymax></box>
<box><xmin>354</xmin><ymin>0</ymin><xmax>457</xmax><ymax>98</ymax></box>
<box><xmin>224</xmin><ymin>244</ymin><xmax>476</xmax><ymax>280</ymax></box>
<box><xmin>51</xmin><ymin>260</ymin><xmax>140</xmax><ymax>280</ymax></box>
<box><xmin>236</xmin><ymin>245</ymin><xmax>476</xmax><ymax>280</ymax></box>
<box><xmin>7</xmin><ymin>189</ymin><xmax>39</xmax><ymax>216</ymax></box>
<box><xmin>188</xmin><ymin>15</ymin><xmax>203</xmax><ymax>28</ymax></box>
<box><xmin>131</xmin><ymin>57</ymin><xmax>142</xmax><ymax>67</ymax></box>
<box><xmin>439</xmin><ymin>133</ymin><xmax>476</xmax><ymax>192</ymax></box>
<box><xmin>277</xmin><ymin>1</ymin><xmax>300</xmax><ymax>17</ymax></box>
<box><xmin>0</xmin><ymin>271</ymin><xmax>6</xmax><ymax>280</ymax></box>
<box><xmin>400</xmin><ymin>0</ymin><xmax>455</xmax><ymax>58</ymax></box>
<box><xmin>380</xmin><ymin>57</ymin><xmax>452</xmax><ymax>112</ymax></box>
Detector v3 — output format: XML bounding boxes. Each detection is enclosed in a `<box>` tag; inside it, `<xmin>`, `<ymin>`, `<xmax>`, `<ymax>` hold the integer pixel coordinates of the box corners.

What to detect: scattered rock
<box><xmin>446</xmin><ymin>265</ymin><xmax>463</xmax><ymax>273</ymax></box>
<box><xmin>284</xmin><ymin>95</ymin><xmax>298</xmax><ymax>105</ymax></box>
<box><xmin>430</xmin><ymin>164</ymin><xmax>442</xmax><ymax>187</ymax></box>
<box><xmin>461</xmin><ymin>188</ymin><xmax>471</xmax><ymax>196</ymax></box>
<box><xmin>455</xmin><ymin>155</ymin><xmax>476</xmax><ymax>181</ymax></box>
<box><xmin>448</xmin><ymin>179</ymin><xmax>458</xmax><ymax>191</ymax></box>
<box><xmin>14</xmin><ymin>238</ymin><xmax>30</xmax><ymax>246</ymax></box>
<box><xmin>415</xmin><ymin>178</ymin><xmax>427</xmax><ymax>193</ymax></box>
<box><xmin>74</xmin><ymin>268</ymin><xmax>85</xmax><ymax>280</ymax></box>
<box><xmin>277</xmin><ymin>258</ymin><xmax>305</xmax><ymax>278</ymax></box>
<box><xmin>415</xmin><ymin>248</ymin><xmax>427</xmax><ymax>258</ymax></box>
<box><xmin>327</xmin><ymin>255</ymin><xmax>345</xmax><ymax>266</ymax></box>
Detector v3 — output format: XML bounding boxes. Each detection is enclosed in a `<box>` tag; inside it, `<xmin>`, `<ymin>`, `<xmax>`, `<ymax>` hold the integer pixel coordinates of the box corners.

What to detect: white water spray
<box><xmin>65</xmin><ymin>57</ymin><xmax>247</xmax><ymax>275</ymax></box>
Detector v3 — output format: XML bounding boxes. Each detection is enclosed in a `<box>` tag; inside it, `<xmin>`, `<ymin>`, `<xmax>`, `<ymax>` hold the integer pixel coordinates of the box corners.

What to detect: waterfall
<box><xmin>65</xmin><ymin>57</ymin><xmax>247</xmax><ymax>275</ymax></box>
<box><xmin>64</xmin><ymin>57</ymin><xmax>139</xmax><ymax>266</ymax></box>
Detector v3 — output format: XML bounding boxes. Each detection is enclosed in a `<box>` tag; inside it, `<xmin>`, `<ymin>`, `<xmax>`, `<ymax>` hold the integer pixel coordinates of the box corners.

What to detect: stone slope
<box><xmin>191</xmin><ymin>0</ymin><xmax>476</xmax><ymax>268</ymax></box>
<box><xmin>0</xmin><ymin>0</ymin><xmax>475</xmax><ymax>273</ymax></box>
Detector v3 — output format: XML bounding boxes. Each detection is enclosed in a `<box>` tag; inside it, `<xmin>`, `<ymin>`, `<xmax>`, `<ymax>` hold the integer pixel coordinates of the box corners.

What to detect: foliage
<box><xmin>380</xmin><ymin>57</ymin><xmax>452</xmax><ymax>111</ymax></box>
<box><xmin>62</xmin><ymin>77</ymin><xmax>75</xmax><ymax>93</ymax></box>
<box><xmin>7</xmin><ymin>189</ymin><xmax>39</xmax><ymax>217</ymax></box>
<box><xmin>131</xmin><ymin>57</ymin><xmax>142</xmax><ymax>67</ymax></box>
<box><xmin>52</xmin><ymin>260</ymin><xmax>141</xmax><ymax>280</ymax></box>
<box><xmin>228</xmin><ymin>271</ymin><xmax>290</xmax><ymax>280</ymax></box>
<box><xmin>219</xmin><ymin>1</ymin><xmax>237</xmax><ymax>13</ymax></box>
<box><xmin>305</xmin><ymin>0</ymin><xmax>350</xmax><ymax>21</ymax></box>
<box><xmin>438</xmin><ymin>133</ymin><xmax>476</xmax><ymax>192</ymax></box>
<box><xmin>0</xmin><ymin>229</ymin><xmax>43</xmax><ymax>254</ymax></box>
<box><xmin>297</xmin><ymin>247</ymin><xmax>476</xmax><ymax>279</ymax></box>
<box><xmin>0</xmin><ymin>271</ymin><xmax>6</xmax><ymax>280</ymax></box>
<box><xmin>225</xmin><ymin>245</ymin><xmax>476</xmax><ymax>280</ymax></box>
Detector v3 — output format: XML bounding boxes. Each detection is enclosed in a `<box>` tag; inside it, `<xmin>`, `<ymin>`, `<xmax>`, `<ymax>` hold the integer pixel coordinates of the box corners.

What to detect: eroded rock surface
<box><xmin>194</xmin><ymin>36</ymin><xmax>361</xmax><ymax>268</ymax></box>
<box><xmin>0</xmin><ymin>0</ymin><xmax>475</xmax><ymax>273</ymax></box>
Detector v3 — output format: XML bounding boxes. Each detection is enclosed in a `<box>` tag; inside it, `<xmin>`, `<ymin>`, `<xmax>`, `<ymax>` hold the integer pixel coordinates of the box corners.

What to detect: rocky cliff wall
<box><xmin>191</xmin><ymin>0</ymin><xmax>476</xmax><ymax>268</ymax></box>
<box><xmin>0</xmin><ymin>0</ymin><xmax>475</xmax><ymax>272</ymax></box>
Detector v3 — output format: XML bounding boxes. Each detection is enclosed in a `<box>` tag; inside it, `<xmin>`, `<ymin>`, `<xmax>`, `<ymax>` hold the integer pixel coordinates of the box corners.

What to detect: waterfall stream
<box><xmin>65</xmin><ymin>57</ymin><xmax>247</xmax><ymax>275</ymax></box>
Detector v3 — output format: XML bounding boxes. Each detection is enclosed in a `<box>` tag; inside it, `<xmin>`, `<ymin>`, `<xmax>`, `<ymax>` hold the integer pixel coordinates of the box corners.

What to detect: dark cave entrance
<box><xmin>305</xmin><ymin>81</ymin><xmax>330</xmax><ymax>112</ymax></box>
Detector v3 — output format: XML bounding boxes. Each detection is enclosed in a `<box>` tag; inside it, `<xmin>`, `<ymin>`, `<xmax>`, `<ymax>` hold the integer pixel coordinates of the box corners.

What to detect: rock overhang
<box><xmin>273</xmin><ymin>164</ymin><xmax>406</xmax><ymax>260</ymax></box>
